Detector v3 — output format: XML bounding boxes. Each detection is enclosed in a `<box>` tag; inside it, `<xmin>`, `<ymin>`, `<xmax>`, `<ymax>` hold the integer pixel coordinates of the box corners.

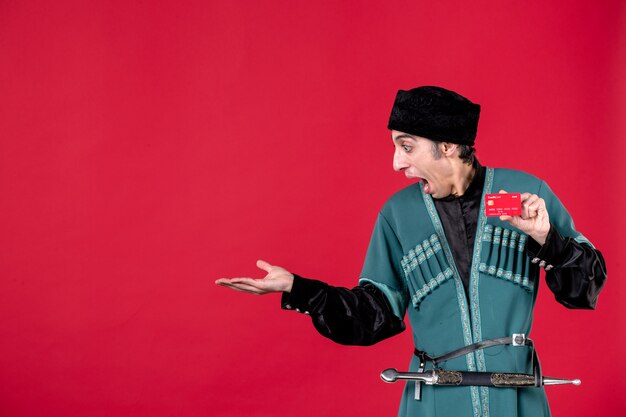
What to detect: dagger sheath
<box><xmin>380</xmin><ymin>368</ymin><xmax>581</xmax><ymax>387</ymax></box>
<box><xmin>439</xmin><ymin>370</ymin><xmax>535</xmax><ymax>387</ymax></box>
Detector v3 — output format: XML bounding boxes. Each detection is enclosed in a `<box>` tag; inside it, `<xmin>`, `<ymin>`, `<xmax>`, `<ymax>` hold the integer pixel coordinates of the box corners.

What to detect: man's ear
<box><xmin>441</xmin><ymin>142</ymin><xmax>458</xmax><ymax>156</ymax></box>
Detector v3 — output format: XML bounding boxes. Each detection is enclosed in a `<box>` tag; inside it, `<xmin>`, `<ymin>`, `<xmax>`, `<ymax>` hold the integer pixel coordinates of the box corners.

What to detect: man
<box><xmin>216</xmin><ymin>86</ymin><xmax>607</xmax><ymax>417</ymax></box>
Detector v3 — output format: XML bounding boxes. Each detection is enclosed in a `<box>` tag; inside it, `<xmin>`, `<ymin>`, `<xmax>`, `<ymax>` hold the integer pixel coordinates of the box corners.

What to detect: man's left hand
<box><xmin>498</xmin><ymin>190</ymin><xmax>550</xmax><ymax>246</ymax></box>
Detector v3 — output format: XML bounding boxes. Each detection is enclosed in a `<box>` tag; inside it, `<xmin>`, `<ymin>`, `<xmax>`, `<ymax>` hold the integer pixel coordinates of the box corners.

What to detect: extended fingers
<box><xmin>215</xmin><ymin>277</ymin><xmax>259</xmax><ymax>287</ymax></box>
<box><xmin>218</xmin><ymin>281</ymin><xmax>266</xmax><ymax>295</ymax></box>
<box><xmin>215</xmin><ymin>277</ymin><xmax>252</xmax><ymax>285</ymax></box>
<box><xmin>216</xmin><ymin>277</ymin><xmax>268</xmax><ymax>294</ymax></box>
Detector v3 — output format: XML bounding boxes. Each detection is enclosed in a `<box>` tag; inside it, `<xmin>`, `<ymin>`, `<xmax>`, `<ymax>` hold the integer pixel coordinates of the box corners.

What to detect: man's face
<box><xmin>391</xmin><ymin>130</ymin><xmax>454</xmax><ymax>198</ymax></box>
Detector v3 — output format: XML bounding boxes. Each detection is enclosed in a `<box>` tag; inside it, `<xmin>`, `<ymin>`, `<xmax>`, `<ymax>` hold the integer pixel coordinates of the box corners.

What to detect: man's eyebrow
<box><xmin>393</xmin><ymin>134</ymin><xmax>417</xmax><ymax>142</ymax></box>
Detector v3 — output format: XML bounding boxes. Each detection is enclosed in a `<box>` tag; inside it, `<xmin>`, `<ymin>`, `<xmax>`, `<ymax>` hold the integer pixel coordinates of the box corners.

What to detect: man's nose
<box><xmin>393</xmin><ymin>148</ymin><xmax>407</xmax><ymax>172</ymax></box>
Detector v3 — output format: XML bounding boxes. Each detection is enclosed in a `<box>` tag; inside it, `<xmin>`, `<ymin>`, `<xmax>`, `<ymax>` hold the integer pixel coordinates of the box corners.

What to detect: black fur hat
<box><xmin>388</xmin><ymin>86</ymin><xmax>480</xmax><ymax>146</ymax></box>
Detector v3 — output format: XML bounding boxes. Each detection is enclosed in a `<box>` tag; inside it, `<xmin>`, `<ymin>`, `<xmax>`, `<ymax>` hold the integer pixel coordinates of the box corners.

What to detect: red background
<box><xmin>1</xmin><ymin>1</ymin><xmax>625</xmax><ymax>416</ymax></box>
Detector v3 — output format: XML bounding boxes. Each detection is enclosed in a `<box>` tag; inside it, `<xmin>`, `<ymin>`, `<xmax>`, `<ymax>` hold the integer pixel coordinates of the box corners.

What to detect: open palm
<box><xmin>215</xmin><ymin>260</ymin><xmax>294</xmax><ymax>295</ymax></box>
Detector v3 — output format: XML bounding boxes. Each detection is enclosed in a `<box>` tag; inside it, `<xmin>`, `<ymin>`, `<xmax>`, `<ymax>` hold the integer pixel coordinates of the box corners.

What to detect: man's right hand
<box><xmin>215</xmin><ymin>260</ymin><xmax>294</xmax><ymax>295</ymax></box>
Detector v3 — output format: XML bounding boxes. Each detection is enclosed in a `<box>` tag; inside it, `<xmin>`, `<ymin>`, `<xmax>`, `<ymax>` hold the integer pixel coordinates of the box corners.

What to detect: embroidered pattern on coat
<box><xmin>470</xmin><ymin>167</ymin><xmax>493</xmax><ymax>417</ymax></box>
<box><xmin>410</xmin><ymin>267</ymin><xmax>454</xmax><ymax>306</ymax></box>
<box><xmin>481</xmin><ymin>224</ymin><xmax>533</xmax><ymax>292</ymax></box>
<box><xmin>422</xmin><ymin>185</ymin><xmax>481</xmax><ymax>417</ymax></box>
<box><xmin>401</xmin><ymin>234</ymin><xmax>443</xmax><ymax>277</ymax></box>
<box><xmin>477</xmin><ymin>264</ymin><xmax>534</xmax><ymax>291</ymax></box>
<box><xmin>400</xmin><ymin>234</ymin><xmax>455</xmax><ymax>307</ymax></box>
<box><xmin>483</xmin><ymin>224</ymin><xmax>527</xmax><ymax>252</ymax></box>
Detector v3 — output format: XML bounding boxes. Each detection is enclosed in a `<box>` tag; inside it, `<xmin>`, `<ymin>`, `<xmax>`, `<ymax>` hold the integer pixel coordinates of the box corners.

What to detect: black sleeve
<box><xmin>280</xmin><ymin>274</ymin><xmax>406</xmax><ymax>346</ymax></box>
<box><xmin>526</xmin><ymin>224</ymin><xmax>607</xmax><ymax>309</ymax></box>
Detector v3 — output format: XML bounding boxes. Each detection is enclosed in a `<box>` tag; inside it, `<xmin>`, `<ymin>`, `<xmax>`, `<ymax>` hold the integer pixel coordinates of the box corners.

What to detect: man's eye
<box><xmin>402</xmin><ymin>145</ymin><xmax>412</xmax><ymax>152</ymax></box>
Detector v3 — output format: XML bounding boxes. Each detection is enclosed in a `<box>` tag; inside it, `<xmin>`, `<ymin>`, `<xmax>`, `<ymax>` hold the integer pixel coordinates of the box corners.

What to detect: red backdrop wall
<box><xmin>1</xmin><ymin>1</ymin><xmax>625</xmax><ymax>416</ymax></box>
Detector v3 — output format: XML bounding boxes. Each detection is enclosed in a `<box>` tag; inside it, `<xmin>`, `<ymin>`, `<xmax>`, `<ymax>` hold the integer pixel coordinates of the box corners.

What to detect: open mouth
<box><xmin>421</xmin><ymin>178</ymin><xmax>431</xmax><ymax>194</ymax></box>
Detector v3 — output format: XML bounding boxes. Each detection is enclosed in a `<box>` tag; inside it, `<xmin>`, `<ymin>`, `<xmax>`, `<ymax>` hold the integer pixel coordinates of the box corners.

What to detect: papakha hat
<box><xmin>388</xmin><ymin>86</ymin><xmax>481</xmax><ymax>146</ymax></box>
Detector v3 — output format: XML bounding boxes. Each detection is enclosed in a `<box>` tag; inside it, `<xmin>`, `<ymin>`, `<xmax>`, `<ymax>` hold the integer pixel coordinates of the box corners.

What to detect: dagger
<box><xmin>380</xmin><ymin>368</ymin><xmax>581</xmax><ymax>387</ymax></box>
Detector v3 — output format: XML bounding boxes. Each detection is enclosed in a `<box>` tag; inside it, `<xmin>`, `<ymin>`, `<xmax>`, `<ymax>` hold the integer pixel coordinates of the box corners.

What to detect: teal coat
<box><xmin>359</xmin><ymin>167</ymin><xmax>593</xmax><ymax>417</ymax></box>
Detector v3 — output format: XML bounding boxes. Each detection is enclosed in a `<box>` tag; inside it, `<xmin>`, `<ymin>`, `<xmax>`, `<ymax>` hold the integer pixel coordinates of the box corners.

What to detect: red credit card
<box><xmin>484</xmin><ymin>193</ymin><xmax>522</xmax><ymax>217</ymax></box>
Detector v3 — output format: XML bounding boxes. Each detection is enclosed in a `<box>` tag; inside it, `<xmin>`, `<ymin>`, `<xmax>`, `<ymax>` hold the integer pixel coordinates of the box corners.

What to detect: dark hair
<box><xmin>431</xmin><ymin>141</ymin><xmax>476</xmax><ymax>165</ymax></box>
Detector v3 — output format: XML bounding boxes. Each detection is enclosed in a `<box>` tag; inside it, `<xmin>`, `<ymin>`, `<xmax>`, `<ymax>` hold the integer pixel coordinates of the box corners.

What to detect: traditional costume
<box><xmin>280</xmin><ymin>87</ymin><xmax>606</xmax><ymax>417</ymax></box>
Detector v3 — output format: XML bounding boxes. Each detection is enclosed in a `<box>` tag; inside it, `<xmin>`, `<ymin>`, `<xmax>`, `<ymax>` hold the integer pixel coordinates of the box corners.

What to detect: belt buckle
<box><xmin>512</xmin><ymin>333</ymin><xmax>526</xmax><ymax>346</ymax></box>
